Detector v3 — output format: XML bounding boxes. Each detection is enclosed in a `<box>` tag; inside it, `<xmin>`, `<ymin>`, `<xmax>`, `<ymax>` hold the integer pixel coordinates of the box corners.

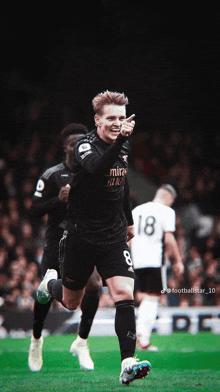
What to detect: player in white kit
<box><xmin>131</xmin><ymin>184</ymin><xmax>184</xmax><ymax>351</ymax></box>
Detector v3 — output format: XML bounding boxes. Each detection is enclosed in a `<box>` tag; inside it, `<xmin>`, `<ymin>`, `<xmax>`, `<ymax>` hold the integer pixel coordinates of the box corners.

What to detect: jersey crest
<box><xmin>78</xmin><ymin>143</ymin><xmax>91</xmax><ymax>153</ymax></box>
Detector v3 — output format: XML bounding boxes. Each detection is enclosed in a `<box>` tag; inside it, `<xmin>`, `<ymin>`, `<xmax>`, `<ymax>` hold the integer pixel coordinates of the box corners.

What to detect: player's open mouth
<box><xmin>111</xmin><ymin>128</ymin><xmax>120</xmax><ymax>133</ymax></box>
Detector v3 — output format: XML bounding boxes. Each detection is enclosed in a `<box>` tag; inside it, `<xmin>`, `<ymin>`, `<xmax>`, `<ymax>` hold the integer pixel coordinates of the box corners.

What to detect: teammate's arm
<box><xmin>30</xmin><ymin>177</ymin><xmax>68</xmax><ymax>217</ymax></box>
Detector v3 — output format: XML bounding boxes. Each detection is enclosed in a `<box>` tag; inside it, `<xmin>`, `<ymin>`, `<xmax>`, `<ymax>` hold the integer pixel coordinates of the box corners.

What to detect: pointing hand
<box><xmin>120</xmin><ymin>114</ymin><xmax>135</xmax><ymax>137</ymax></box>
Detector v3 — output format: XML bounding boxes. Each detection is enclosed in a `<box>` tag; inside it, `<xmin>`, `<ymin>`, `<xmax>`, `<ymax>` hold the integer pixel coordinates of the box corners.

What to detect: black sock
<box><xmin>48</xmin><ymin>279</ymin><xmax>63</xmax><ymax>304</ymax></box>
<box><xmin>33</xmin><ymin>299</ymin><xmax>52</xmax><ymax>339</ymax></box>
<box><xmin>115</xmin><ymin>300</ymin><xmax>137</xmax><ymax>361</ymax></box>
<box><xmin>78</xmin><ymin>289</ymin><xmax>101</xmax><ymax>339</ymax></box>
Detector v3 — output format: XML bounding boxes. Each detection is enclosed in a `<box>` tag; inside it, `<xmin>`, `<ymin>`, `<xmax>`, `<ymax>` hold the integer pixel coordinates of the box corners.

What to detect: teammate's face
<box><xmin>95</xmin><ymin>104</ymin><xmax>126</xmax><ymax>144</ymax></box>
<box><xmin>64</xmin><ymin>134</ymin><xmax>84</xmax><ymax>156</ymax></box>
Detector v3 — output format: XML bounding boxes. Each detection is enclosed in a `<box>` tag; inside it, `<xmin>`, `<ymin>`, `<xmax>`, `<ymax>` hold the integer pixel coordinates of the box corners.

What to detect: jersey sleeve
<box><xmin>74</xmin><ymin>134</ymin><xmax>128</xmax><ymax>176</ymax></box>
<box><xmin>30</xmin><ymin>174</ymin><xmax>62</xmax><ymax>217</ymax></box>
<box><xmin>164</xmin><ymin>208</ymin><xmax>176</xmax><ymax>232</ymax></box>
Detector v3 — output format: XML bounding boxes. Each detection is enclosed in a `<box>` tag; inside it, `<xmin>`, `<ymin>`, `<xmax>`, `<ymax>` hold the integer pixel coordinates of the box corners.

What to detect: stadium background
<box><xmin>1</xmin><ymin>2</ymin><xmax>220</xmax><ymax>337</ymax></box>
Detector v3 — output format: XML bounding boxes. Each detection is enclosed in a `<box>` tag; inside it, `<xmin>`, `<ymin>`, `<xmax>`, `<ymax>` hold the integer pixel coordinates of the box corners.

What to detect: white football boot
<box><xmin>28</xmin><ymin>336</ymin><xmax>44</xmax><ymax>372</ymax></box>
<box><xmin>70</xmin><ymin>336</ymin><xmax>94</xmax><ymax>370</ymax></box>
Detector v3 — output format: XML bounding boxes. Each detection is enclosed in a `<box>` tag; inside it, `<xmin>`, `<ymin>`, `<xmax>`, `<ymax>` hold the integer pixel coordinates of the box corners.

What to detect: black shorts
<box><xmin>134</xmin><ymin>266</ymin><xmax>167</xmax><ymax>292</ymax></box>
<box><xmin>60</xmin><ymin>231</ymin><xmax>135</xmax><ymax>290</ymax></box>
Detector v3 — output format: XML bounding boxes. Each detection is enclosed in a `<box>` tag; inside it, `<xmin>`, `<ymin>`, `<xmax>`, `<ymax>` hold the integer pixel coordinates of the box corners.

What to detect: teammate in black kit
<box><xmin>28</xmin><ymin>123</ymin><xmax>102</xmax><ymax>372</ymax></box>
<box><xmin>37</xmin><ymin>91</ymin><xmax>151</xmax><ymax>385</ymax></box>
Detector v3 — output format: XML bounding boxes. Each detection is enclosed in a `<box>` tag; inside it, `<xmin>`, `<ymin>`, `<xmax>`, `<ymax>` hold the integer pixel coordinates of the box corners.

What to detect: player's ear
<box><xmin>94</xmin><ymin>114</ymin><xmax>99</xmax><ymax>127</ymax></box>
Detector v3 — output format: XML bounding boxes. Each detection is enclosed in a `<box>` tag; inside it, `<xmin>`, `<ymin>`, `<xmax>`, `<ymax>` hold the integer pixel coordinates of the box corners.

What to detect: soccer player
<box><xmin>28</xmin><ymin>123</ymin><xmax>102</xmax><ymax>372</ymax></box>
<box><xmin>37</xmin><ymin>91</ymin><xmax>151</xmax><ymax>385</ymax></box>
<box><xmin>131</xmin><ymin>184</ymin><xmax>184</xmax><ymax>350</ymax></box>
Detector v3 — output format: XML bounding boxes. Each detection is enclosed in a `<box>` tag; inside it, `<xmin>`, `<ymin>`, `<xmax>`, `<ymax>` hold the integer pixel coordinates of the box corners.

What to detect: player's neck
<box><xmin>65</xmin><ymin>156</ymin><xmax>72</xmax><ymax>170</ymax></box>
<box><xmin>153</xmin><ymin>197</ymin><xmax>165</xmax><ymax>205</ymax></box>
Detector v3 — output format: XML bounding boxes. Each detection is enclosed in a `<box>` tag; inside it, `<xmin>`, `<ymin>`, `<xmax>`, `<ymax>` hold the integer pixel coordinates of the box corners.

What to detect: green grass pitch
<box><xmin>0</xmin><ymin>333</ymin><xmax>220</xmax><ymax>392</ymax></box>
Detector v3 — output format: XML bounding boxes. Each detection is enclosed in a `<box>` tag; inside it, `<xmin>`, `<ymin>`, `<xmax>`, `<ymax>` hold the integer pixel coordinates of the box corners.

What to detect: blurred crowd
<box><xmin>0</xmin><ymin>128</ymin><xmax>220</xmax><ymax>312</ymax></box>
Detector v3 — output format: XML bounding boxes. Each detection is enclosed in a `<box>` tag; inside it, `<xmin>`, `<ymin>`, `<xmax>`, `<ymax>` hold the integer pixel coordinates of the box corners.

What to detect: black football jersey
<box><xmin>67</xmin><ymin>129</ymin><xmax>133</xmax><ymax>244</ymax></box>
<box><xmin>30</xmin><ymin>162</ymin><xmax>73</xmax><ymax>241</ymax></box>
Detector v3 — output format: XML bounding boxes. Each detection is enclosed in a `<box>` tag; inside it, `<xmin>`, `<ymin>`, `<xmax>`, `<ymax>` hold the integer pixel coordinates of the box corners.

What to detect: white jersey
<box><xmin>131</xmin><ymin>201</ymin><xmax>176</xmax><ymax>269</ymax></box>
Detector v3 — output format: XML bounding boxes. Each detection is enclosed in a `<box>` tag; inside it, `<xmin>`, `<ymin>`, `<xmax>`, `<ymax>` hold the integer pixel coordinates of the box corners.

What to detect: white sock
<box><xmin>137</xmin><ymin>295</ymin><xmax>159</xmax><ymax>346</ymax></box>
<box><xmin>76</xmin><ymin>335</ymin><xmax>87</xmax><ymax>345</ymax></box>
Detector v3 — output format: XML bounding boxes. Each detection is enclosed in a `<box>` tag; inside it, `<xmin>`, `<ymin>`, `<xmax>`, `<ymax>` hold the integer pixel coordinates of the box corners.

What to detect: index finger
<box><xmin>125</xmin><ymin>114</ymin><xmax>135</xmax><ymax>123</ymax></box>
